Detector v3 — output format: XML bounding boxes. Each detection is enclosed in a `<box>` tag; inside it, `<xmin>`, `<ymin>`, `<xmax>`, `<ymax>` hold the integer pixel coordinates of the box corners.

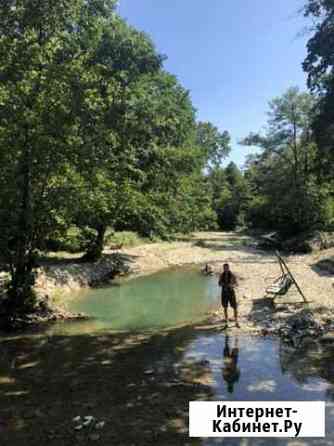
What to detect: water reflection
<box><xmin>182</xmin><ymin>334</ymin><xmax>334</xmax><ymax>446</ymax></box>
<box><xmin>280</xmin><ymin>340</ymin><xmax>334</xmax><ymax>400</ymax></box>
<box><xmin>2</xmin><ymin>326</ymin><xmax>334</xmax><ymax>445</ymax></box>
<box><xmin>222</xmin><ymin>335</ymin><xmax>240</xmax><ymax>394</ymax></box>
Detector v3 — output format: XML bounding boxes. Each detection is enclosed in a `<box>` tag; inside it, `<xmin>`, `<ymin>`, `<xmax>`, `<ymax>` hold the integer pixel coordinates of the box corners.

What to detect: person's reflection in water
<box><xmin>222</xmin><ymin>335</ymin><xmax>240</xmax><ymax>394</ymax></box>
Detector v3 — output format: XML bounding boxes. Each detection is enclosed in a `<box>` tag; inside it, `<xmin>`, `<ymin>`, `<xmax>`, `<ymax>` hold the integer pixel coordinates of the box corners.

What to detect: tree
<box><xmin>195</xmin><ymin>121</ymin><xmax>231</xmax><ymax>169</ymax></box>
<box><xmin>194</xmin><ymin>122</ymin><xmax>233</xmax><ymax>229</ymax></box>
<box><xmin>0</xmin><ymin>0</ymin><xmax>233</xmax><ymax>318</ymax></box>
<box><xmin>207</xmin><ymin>163</ymin><xmax>248</xmax><ymax>230</ymax></box>
<box><xmin>65</xmin><ymin>17</ymin><xmax>164</xmax><ymax>261</ymax></box>
<box><xmin>303</xmin><ymin>0</ymin><xmax>334</xmax><ymax>91</ymax></box>
<box><xmin>241</xmin><ymin>87</ymin><xmax>328</xmax><ymax>235</ymax></box>
<box><xmin>74</xmin><ymin>63</ymin><xmax>199</xmax><ymax>254</ymax></box>
<box><xmin>0</xmin><ymin>0</ymin><xmax>118</xmax><ymax>311</ymax></box>
<box><xmin>303</xmin><ymin>0</ymin><xmax>334</xmax><ymax>178</ymax></box>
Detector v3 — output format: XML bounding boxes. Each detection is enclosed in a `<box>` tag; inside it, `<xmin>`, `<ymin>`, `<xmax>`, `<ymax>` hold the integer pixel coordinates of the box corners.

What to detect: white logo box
<box><xmin>189</xmin><ymin>401</ymin><xmax>325</xmax><ymax>438</ymax></box>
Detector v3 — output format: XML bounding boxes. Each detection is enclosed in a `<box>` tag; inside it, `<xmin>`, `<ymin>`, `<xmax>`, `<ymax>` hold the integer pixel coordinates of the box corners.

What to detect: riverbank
<box><xmin>30</xmin><ymin>232</ymin><xmax>334</xmax><ymax>342</ymax></box>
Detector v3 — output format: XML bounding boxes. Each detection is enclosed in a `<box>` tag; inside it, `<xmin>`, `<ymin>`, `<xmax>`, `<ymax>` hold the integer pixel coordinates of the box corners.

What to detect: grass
<box><xmin>35</xmin><ymin>231</ymin><xmax>152</xmax><ymax>265</ymax></box>
<box><xmin>105</xmin><ymin>231</ymin><xmax>152</xmax><ymax>248</ymax></box>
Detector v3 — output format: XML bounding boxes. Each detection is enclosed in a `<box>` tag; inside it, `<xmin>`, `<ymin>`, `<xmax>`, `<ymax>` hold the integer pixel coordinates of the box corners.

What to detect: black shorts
<box><xmin>221</xmin><ymin>287</ymin><xmax>237</xmax><ymax>310</ymax></box>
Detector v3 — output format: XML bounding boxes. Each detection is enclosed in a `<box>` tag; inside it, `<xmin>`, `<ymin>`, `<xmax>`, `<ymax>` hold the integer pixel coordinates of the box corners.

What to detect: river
<box><xmin>0</xmin><ymin>267</ymin><xmax>333</xmax><ymax>445</ymax></box>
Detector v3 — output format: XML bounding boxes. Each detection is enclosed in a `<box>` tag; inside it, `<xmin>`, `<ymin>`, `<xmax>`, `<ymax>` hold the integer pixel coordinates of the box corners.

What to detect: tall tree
<box><xmin>207</xmin><ymin>163</ymin><xmax>248</xmax><ymax>230</ymax></box>
<box><xmin>67</xmin><ymin>17</ymin><xmax>164</xmax><ymax>261</ymax></box>
<box><xmin>303</xmin><ymin>0</ymin><xmax>334</xmax><ymax>176</ymax></box>
<box><xmin>241</xmin><ymin>87</ymin><xmax>328</xmax><ymax>235</ymax></box>
<box><xmin>0</xmin><ymin>0</ymin><xmax>118</xmax><ymax>310</ymax></box>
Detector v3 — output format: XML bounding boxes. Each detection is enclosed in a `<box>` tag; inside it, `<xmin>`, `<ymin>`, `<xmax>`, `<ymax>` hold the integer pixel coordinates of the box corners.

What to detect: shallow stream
<box><xmin>51</xmin><ymin>267</ymin><xmax>219</xmax><ymax>335</ymax></box>
<box><xmin>1</xmin><ymin>267</ymin><xmax>333</xmax><ymax>445</ymax></box>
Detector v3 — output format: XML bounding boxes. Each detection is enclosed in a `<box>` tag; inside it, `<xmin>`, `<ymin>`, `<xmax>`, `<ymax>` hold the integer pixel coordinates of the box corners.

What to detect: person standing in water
<box><xmin>218</xmin><ymin>263</ymin><xmax>239</xmax><ymax>328</ymax></box>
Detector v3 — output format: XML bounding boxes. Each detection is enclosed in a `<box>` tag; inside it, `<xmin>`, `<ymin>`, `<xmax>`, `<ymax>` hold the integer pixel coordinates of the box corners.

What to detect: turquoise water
<box><xmin>1</xmin><ymin>268</ymin><xmax>334</xmax><ymax>445</ymax></box>
<box><xmin>61</xmin><ymin>268</ymin><xmax>219</xmax><ymax>334</ymax></box>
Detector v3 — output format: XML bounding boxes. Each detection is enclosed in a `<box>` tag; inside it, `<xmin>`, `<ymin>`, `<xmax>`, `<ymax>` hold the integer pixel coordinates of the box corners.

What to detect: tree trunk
<box><xmin>81</xmin><ymin>224</ymin><xmax>106</xmax><ymax>262</ymax></box>
<box><xmin>7</xmin><ymin>139</ymin><xmax>36</xmax><ymax>315</ymax></box>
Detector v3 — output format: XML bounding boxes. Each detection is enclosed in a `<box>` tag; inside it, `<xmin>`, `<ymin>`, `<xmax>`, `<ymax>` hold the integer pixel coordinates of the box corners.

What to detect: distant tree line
<box><xmin>208</xmin><ymin>0</ymin><xmax>334</xmax><ymax>237</ymax></box>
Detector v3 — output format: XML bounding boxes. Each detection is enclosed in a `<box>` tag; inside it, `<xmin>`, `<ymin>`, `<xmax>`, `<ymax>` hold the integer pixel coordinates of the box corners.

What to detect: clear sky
<box><xmin>118</xmin><ymin>0</ymin><xmax>309</xmax><ymax>168</ymax></box>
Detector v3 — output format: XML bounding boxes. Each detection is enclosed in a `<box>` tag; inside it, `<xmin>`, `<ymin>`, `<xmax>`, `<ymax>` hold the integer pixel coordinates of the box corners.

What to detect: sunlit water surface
<box><xmin>50</xmin><ymin>267</ymin><xmax>219</xmax><ymax>335</ymax></box>
<box><xmin>182</xmin><ymin>334</ymin><xmax>334</xmax><ymax>445</ymax></box>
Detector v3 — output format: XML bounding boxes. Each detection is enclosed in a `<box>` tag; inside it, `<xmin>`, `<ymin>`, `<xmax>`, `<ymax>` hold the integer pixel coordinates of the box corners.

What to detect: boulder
<box><xmin>316</xmin><ymin>258</ymin><xmax>334</xmax><ymax>275</ymax></box>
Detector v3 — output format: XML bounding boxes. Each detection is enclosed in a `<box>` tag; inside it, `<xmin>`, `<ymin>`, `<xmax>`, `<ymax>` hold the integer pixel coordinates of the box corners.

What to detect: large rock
<box><xmin>316</xmin><ymin>258</ymin><xmax>334</xmax><ymax>275</ymax></box>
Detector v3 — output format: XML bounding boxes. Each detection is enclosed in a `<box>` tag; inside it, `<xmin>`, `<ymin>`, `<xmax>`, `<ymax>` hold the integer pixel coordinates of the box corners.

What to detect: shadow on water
<box><xmin>0</xmin><ymin>327</ymin><xmax>212</xmax><ymax>446</ymax></box>
<box><xmin>1</xmin><ymin>327</ymin><xmax>334</xmax><ymax>445</ymax></box>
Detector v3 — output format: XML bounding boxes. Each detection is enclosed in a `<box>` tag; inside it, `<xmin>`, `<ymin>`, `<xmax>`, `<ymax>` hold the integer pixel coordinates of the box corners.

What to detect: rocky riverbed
<box><xmin>2</xmin><ymin>232</ymin><xmax>334</xmax><ymax>338</ymax></box>
<box><xmin>1</xmin><ymin>233</ymin><xmax>333</xmax><ymax>446</ymax></box>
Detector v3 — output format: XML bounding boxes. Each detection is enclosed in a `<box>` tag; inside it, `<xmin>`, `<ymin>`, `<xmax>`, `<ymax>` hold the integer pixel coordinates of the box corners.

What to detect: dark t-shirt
<box><xmin>219</xmin><ymin>271</ymin><xmax>236</xmax><ymax>288</ymax></box>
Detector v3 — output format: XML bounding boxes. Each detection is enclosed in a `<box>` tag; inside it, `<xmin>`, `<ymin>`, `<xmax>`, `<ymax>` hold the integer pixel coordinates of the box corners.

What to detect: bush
<box><xmin>105</xmin><ymin>231</ymin><xmax>149</xmax><ymax>247</ymax></box>
<box><xmin>44</xmin><ymin>226</ymin><xmax>95</xmax><ymax>253</ymax></box>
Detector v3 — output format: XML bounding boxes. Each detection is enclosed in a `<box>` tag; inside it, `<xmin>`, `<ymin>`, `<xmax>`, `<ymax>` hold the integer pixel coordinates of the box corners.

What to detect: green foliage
<box><xmin>0</xmin><ymin>0</ymin><xmax>105</xmax><ymax>308</ymax></box>
<box><xmin>241</xmin><ymin>87</ymin><xmax>332</xmax><ymax>236</ymax></box>
<box><xmin>303</xmin><ymin>0</ymin><xmax>334</xmax><ymax>178</ymax></box>
<box><xmin>45</xmin><ymin>226</ymin><xmax>94</xmax><ymax>253</ymax></box>
<box><xmin>106</xmin><ymin>231</ymin><xmax>148</xmax><ymax>247</ymax></box>
<box><xmin>207</xmin><ymin>163</ymin><xmax>248</xmax><ymax>230</ymax></box>
<box><xmin>0</xmin><ymin>0</ymin><xmax>231</xmax><ymax>312</ymax></box>
<box><xmin>244</xmin><ymin>195</ymin><xmax>273</xmax><ymax>231</ymax></box>
<box><xmin>195</xmin><ymin>121</ymin><xmax>231</xmax><ymax>169</ymax></box>
<box><xmin>303</xmin><ymin>0</ymin><xmax>334</xmax><ymax>92</ymax></box>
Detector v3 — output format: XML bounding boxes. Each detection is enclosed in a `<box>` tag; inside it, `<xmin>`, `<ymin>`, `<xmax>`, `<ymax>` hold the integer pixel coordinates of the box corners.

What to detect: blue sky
<box><xmin>118</xmin><ymin>0</ymin><xmax>309</xmax><ymax>168</ymax></box>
